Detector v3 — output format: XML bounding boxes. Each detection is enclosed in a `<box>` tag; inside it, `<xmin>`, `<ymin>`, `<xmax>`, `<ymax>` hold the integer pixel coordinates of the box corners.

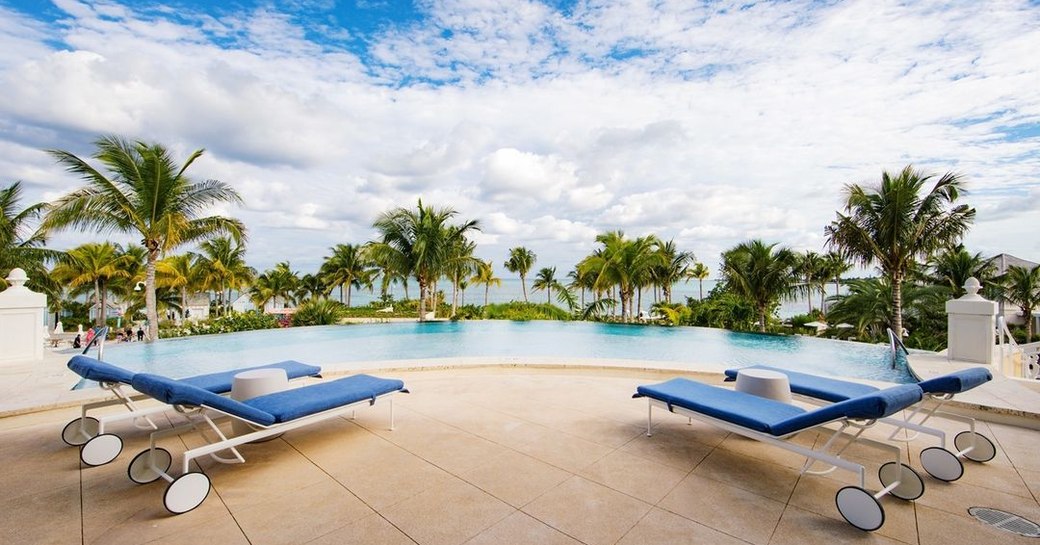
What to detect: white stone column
<box><xmin>945</xmin><ymin>277</ymin><xmax>997</xmax><ymax>367</ymax></box>
<box><xmin>0</xmin><ymin>268</ymin><xmax>47</xmax><ymax>364</ymax></box>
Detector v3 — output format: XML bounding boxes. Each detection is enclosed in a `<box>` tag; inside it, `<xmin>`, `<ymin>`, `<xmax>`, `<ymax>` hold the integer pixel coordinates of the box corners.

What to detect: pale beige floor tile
<box><xmin>616</xmin><ymin>507</ymin><xmax>753</xmax><ymax>545</ymax></box>
<box><xmin>382</xmin><ymin>478</ymin><xmax>514</xmax><ymax>545</ymax></box>
<box><xmin>916</xmin><ymin>478</ymin><xmax>1040</xmax><ymax>521</ymax></box>
<box><xmin>227</xmin><ymin>479</ymin><xmax>373</xmax><ymax>545</ymax></box>
<box><xmin>523</xmin><ymin>476</ymin><xmax>652</xmax><ymax>545</ymax></box>
<box><xmin>147</xmin><ymin>513</ymin><xmax>250</xmax><ymax>545</ymax></box>
<box><xmin>325</xmin><ymin>440</ymin><xmax>454</xmax><ymax>510</ymax></box>
<box><xmin>658</xmin><ymin>473</ymin><xmax>784</xmax><ymax>545</ymax></box>
<box><xmin>620</xmin><ymin>426</ymin><xmax>714</xmax><ymax>471</ymax></box>
<box><xmin>464</xmin><ymin>511</ymin><xmax>583</xmax><ymax>545</ymax></box>
<box><xmin>717</xmin><ymin>432</ymin><xmax>819</xmax><ymax>470</ymax></box>
<box><xmin>503</xmin><ymin>422</ymin><xmax>614</xmax><ymax>473</ymax></box>
<box><xmin>460</xmin><ymin>449</ymin><xmax>572</xmax><ymax>508</ymax></box>
<box><xmin>692</xmin><ymin>449</ymin><xmax>800</xmax><ymax>503</ymax></box>
<box><xmin>768</xmin><ymin>505</ymin><xmax>909</xmax><ymax>545</ymax></box>
<box><xmin>0</xmin><ymin>484</ymin><xmax>81</xmax><ymax>545</ymax></box>
<box><xmin>305</xmin><ymin>513</ymin><xmax>416</xmax><ymax>545</ymax></box>
<box><xmin>955</xmin><ymin>459</ymin><xmax>1033</xmax><ymax>498</ymax></box>
<box><xmin>786</xmin><ymin>474</ymin><xmax>919</xmax><ymax>544</ymax></box>
<box><xmin>579</xmin><ymin>449</ymin><xmax>689</xmax><ymax>504</ymax></box>
<box><xmin>917</xmin><ymin>503</ymin><xmax>1040</xmax><ymax>545</ymax></box>
<box><xmin>1015</xmin><ymin>467</ymin><xmax>1040</xmax><ymax>501</ymax></box>
<box><xmin>200</xmin><ymin>439</ymin><xmax>334</xmax><ymax>503</ymax></box>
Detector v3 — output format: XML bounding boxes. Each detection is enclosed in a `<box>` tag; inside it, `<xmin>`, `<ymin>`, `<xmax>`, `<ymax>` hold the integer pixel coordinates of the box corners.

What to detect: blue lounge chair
<box><xmin>723</xmin><ymin>365</ymin><xmax>996</xmax><ymax>481</ymax></box>
<box><xmin>634</xmin><ymin>378</ymin><xmax>925</xmax><ymax>531</ymax></box>
<box><xmin>125</xmin><ymin>371</ymin><xmax>408</xmax><ymax>514</ymax></box>
<box><xmin>62</xmin><ymin>355</ymin><xmax>323</xmax><ymax>467</ymax></box>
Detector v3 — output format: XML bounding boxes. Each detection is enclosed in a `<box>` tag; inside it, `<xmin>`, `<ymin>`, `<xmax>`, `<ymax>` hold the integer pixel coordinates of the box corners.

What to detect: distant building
<box><xmin>986</xmin><ymin>253</ymin><xmax>1040</xmax><ymax>329</ymax></box>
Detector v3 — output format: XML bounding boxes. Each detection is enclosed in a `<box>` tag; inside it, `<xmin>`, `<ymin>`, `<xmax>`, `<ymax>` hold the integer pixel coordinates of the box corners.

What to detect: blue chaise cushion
<box><xmin>68</xmin><ymin>356</ymin><xmax>136</xmax><ymax>385</ymax></box>
<box><xmin>245</xmin><ymin>375</ymin><xmax>406</xmax><ymax>423</ymax></box>
<box><xmin>636</xmin><ymin>378</ymin><xmax>923</xmax><ymax>437</ymax></box>
<box><xmin>132</xmin><ymin>372</ymin><xmax>277</xmax><ymax>426</ymax></box>
<box><xmin>916</xmin><ymin>367</ymin><xmax>992</xmax><ymax>394</ymax></box>
<box><xmin>180</xmin><ymin>361</ymin><xmax>322</xmax><ymax>393</ymax></box>
<box><xmin>724</xmin><ymin>365</ymin><xmax>879</xmax><ymax>402</ymax></box>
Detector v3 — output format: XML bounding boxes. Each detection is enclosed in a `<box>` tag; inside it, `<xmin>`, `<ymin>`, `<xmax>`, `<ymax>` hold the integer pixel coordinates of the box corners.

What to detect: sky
<box><xmin>0</xmin><ymin>0</ymin><xmax>1038</xmax><ymax>278</ymax></box>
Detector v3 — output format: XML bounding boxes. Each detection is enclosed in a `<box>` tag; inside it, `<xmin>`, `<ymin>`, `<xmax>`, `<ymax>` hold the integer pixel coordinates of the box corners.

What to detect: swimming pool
<box><xmin>94</xmin><ymin>320</ymin><xmax>914</xmax><ymax>383</ymax></box>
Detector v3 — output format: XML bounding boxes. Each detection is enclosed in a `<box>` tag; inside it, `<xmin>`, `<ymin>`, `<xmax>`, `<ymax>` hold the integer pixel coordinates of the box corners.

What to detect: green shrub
<box><xmin>482</xmin><ymin>302</ymin><xmax>571</xmax><ymax>321</ymax></box>
<box><xmin>160</xmin><ymin>311</ymin><xmax>279</xmax><ymax>338</ymax></box>
<box><xmin>292</xmin><ymin>299</ymin><xmax>348</xmax><ymax>326</ymax></box>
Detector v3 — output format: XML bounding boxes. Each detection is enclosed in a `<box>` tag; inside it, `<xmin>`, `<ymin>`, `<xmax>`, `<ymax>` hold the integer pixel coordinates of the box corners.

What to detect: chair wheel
<box><xmin>128</xmin><ymin>448</ymin><xmax>172</xmax><ymax>484</ymax></box>
<box><xmin>954</xmin><ymin>431</ymin><xmax>996</xmax><ymax>463</ymax></box>
<box><xmin>164</xmin><ymin>472</ymin><xmax>210</xmax><ymax>514</ymax></box>
<box><xmin>80</xmin><ymin>433</ymin><xmax>123</xmax><ymax>466</ymax></box>
<box><xmin>920</xmin><ymin>446</ymin><xmax>964</xmax><ymax>482</ymax></box>
<box><xmin>62</xmin><ymin>417</ymin><xmax>99</xmax><ymax>446</ymax></box>
<box><xmin>836</xmin><ymin>486</ymin><xmax>885</xmax><ymax>531</ymax></box>
<box><xmin>879</xmin><ymin>461</ymin><xmax>925</xmax><ymax>501</ymax></box>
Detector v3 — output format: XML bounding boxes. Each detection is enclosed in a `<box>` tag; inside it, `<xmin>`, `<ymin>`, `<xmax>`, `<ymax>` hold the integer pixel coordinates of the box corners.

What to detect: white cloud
<box><xmin>0</xmin><ymin>0</ymin><xmax>1037</xmax><ymax>275</ymax></box>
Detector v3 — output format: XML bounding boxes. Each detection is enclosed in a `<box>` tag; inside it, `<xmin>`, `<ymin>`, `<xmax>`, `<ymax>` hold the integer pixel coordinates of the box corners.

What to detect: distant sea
<box><xmin>342</xmin><ymin>278</ymin><xmax>844</xmax><ymax>319</ymax></box>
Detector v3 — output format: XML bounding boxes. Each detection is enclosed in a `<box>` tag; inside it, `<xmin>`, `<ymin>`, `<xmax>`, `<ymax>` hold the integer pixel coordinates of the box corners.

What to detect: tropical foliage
<box><xmin>504</xmin><ymin>246</ymin><xmax>536</xmax><ymax>303</ymax></box>
<box><xmin>44</xmin><ymin>136</ymin><xmax>246</xmax><ymax>341</ymax></box>
<box><xmin>720</xmin><ymin>240</ymin><xmax>798</xmax><ymax>332</ymax></box>
<box><xmin>292</xmin><ymin>299</ymin><xmax>349</xmax><ymax>326</ymax></box>
<box><xmin>998</xmin><ymin>265</ymin><xmax>1040</xmax><ymax>342</ymax></box>
<box><xmin>825</xmin><ymin>165</ymin><xmax>975</xmax><ymax>339</ymax></box>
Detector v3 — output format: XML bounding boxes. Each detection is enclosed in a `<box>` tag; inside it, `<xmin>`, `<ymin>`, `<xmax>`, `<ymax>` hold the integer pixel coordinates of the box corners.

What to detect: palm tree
<box><xmin>504</xmin><ymin>247</ymin><xmax>536</xmax><ymax>303</ymax></box>
<box><xmin>652</xmin><ymin>239</ymin><xmax>694</xmax><ymax>303</ymax></box>
<box><xmin>998</xmin><ymin>265</ymin><xmax>1040</xmax><ymax>342</ymax></box>
<box><xmin>822</xmin><ymin>251</ymin><xmax>852</xmax><ymax>299</ymax></box>
<box><xmin>445</xmin><ymin>238</ymin><xmax>478</xmax><ymax>316</ymax></box>
<box><xmin>50</xmin><ymin>242</ymin><xmax>132</xmax><ymax>326</ymax></box>
<box><xmin>796</xmin><ymin>251</ymin><xmax>826</xmax><ymax>313</ymax></box>
<box><xmin>826</xmin><ymin>277</ymin><xmax>946</xmax><ymax>342</ymax></box>
<box><xmin>581</xmin><ymin>231</ymin><xmax>664</xmax><ymax>322</ymax></box>
<box><xmin>0</xmin><ymin>181</ymin><xmax>58</xmax><ymax>290</ymax></box>
<box><xmin>532</xmin><ymin>266</ymin><xmax>563</xmax><ymax>304</ymax></box>
<box><xmin>567</xmin><ymin>266</ymin><xmax>597</xmax><ymax>308</ymax></box>
<box><xmin>250</xmin><ymin>262</ymin><xmax>300</xmax><ymax>310</ymax></box>
<box><xmin>369</xmin><ymin>200</ymin><xmax>479</xmax><ymax>320</ymax></box>
<box><xmin>929</xmin><ymin>245</ymin><xmax>994</xmax><ymax>297</ymax></box>
<box><xmin>196</xmin><ymin>237</ymin><xmax>254</xmax><ymax>316</ymax></box>
<box><xmin>471</xmin><ymin>260</ymin><xmax>501</xmax><ymax>307</ymax></box>
<box><xmin>721</xmin><ymin>240</ymin><xmax>798</xmax><ymax>332</ymax></box>
<box><xmin>825</xmin><ymin>165</ymin><xmax>975</xmax><ymax>339</ymax></box>
<box><xmin>44</xmin><ymin>136</ymin><xmax>245</xmax><ymax>341</ymax></box>
<box><xmin>688</xmin><ymin>262</ymin><xmax>709</xmax><ymax>301</ymax></box>
<box><xmin>156</xmin><ymin>253</ymin><xmax>203</xmax><ymax>323</ymax></box>
<box><xmin>321</xmin><ymin>243</ymin><xmax>370</xmax><ymax>307</ymax></box>
<box><xmin>297</xmin><ymin>273</ymin><xmax>331</xmax><ymax>302</ymax></box>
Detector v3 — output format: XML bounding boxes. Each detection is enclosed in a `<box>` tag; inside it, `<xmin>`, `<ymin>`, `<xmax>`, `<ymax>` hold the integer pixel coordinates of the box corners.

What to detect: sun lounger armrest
<box><xmin>770</xmin><ymin>384</ymin><xmax>923</xmax><ymax>436</ymax></box>
<box><xmin>916</xmin><ymin>367</ymin><xmax>992</xmax><ymax>394</ymax></box>
<box><xmin>67</xmin><ymin>356</ymin><xmax>136</xmax><ymax>384</ymax></box>
<box><xmin>131</xmin><ymin>373</ymin><xmax>276</xmax><ymax>426</ymax></box>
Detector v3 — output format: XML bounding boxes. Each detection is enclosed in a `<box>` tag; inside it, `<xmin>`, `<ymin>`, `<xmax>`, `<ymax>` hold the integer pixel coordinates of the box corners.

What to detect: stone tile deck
<box><xmin>4</xmin><ymin>368</ymin><xmax>1040</xmax><ymax>545</ymax></box>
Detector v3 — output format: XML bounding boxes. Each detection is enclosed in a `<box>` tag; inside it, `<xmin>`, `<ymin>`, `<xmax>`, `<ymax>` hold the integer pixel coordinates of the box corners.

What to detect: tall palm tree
<box><xmin>321</xmin><ymin>243</ymin><xmax>370</xmax><ymax>307</ymax></box>
<box><xmin>532</xmin><ymin>266</ymin><xmax>566</xmax><ymax>304</ymax></box>
<box><xmin>825</xmin><ymin>165</ymin><xmax>975</xmax><ymax>339</ymax></box>
<box><xmin>369</xmin><ymin>200</ymin><xmax>479</xmax><ymax>320</ymax></box>
<box><xmin>504</xmin><ymin>246</ymin><xmax>536</xmax><ymax>303</ymax></box>
<box><xmin>796</xmin><ymin>251</ymin><xmax>826</xmax><ymax>314</ymax></box>
<box><xmin>196</xmin><ymin>237</ymin><xmax>254</xmax><ymax>316</ymax></box>
<box><xmin>822</xmin><ymin>251</ymin><xmax>852</xmax><ymax>299</ymax></box>
<box><xmin>928</xmin><ymin>245</ymin><xmax>994</xmax><ymax>297</ymax></box>
<box><xmin>582</xmin><ymin>231</ymin><xmax>664</xmax><ymax>322</ymax></box>
<box><xmin>567</xmin><ymin>266</ymin><xmax>596</xmax><ymax>308</ymax></box>
<box><xmin>0</xmin><ymin>181</ymin><xmax>58</xmax><ymax>290</ymax></box>
<box><xmin>297</xmin><ymin>273</ymin><xmax>331</xmax><ymax>302</ymax></box>
<box><xmin>471</xmin><ymin>260</ymin><xmax>501</xmax><ymax>307</ymax></box>
<box><xmin>250</xmin><ymin>262</ymin><xmax>300</xmax><ymax>310</ymax></box>
<box><xmin>688</xmin><ymin>262</ymin><xmax>709</xmax><ymax>301</ymax></box>
<box><xmin>445</xmin><ymin>238</ymin><xmax>478</xmax><ymax>316</ymax></box>
<box><xmin>721</xmin><ymin>240</ymin><xmax>798</xmax><ymax>332</ymax></box>
<box><xmin>652</xmin><ymin>239</ymin><xmax>694</xmax><ymax>303</ymax></box>
<box><xmin>826</xmin><ymin>277</ymin><xmax>946</xmax><ymax>342</ymax></box>
<box><xmin>999</xmin><ymin>265</ymin><xmax>1040</xmax><ymax>342</ymax></box>
<box><xmin>367</xmin><ymin>242</ymin><xmax>408</xmax><ymax>301</ymax></box>
<box><xmin>50</xmin><ymin>242</ymin><xmax>132</xmax><ymax>326</ymax></box>
<box><xmin>156</xmin><ymin>253</ymin><xmax>203</xmax><ymax>322</ymax></box>
<box><xmin>44</xmin><ymin>136</ymin><xmax>245</xmax><ymax>341</ymax></box>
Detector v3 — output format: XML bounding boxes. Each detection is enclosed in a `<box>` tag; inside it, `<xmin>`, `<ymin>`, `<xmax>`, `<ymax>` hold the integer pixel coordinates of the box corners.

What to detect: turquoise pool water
<box><xmin>93</xmin><ymin>320</ymin><xmax>914</xmax><ymax>383</ymax></box>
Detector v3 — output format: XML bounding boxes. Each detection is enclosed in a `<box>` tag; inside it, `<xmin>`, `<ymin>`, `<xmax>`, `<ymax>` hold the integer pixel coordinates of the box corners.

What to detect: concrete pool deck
<box><xmin>5</xmin><ymin>366</ymin><xmax>1040</xmax><ymax>545</ymax></box>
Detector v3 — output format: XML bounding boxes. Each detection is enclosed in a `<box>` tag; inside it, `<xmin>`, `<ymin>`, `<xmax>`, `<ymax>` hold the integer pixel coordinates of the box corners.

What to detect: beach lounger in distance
<box><xmin>125</xmin><ymin>370</ymin><xmax>408</xmax><ymax>514</ymax></box>
<box><xmin>62</xmin><ymin>353</ymin><xmax>322</xmax><ymax>467</ymax></box>
<box><xmin>724</xmin><ymin>365</ymin><xmax>996</xmax><ymax>482</ymax></box>
<box><xmin>634</xmin><ymin>377</ymin><xmax>926</xmax><ymax>531</ymax></box>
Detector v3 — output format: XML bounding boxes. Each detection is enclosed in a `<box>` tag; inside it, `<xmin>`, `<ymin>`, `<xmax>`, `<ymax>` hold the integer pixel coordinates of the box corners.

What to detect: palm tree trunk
<box><xmin>521</xmin><ymin>274</ymin><xmax>528</xmax><ymax>302</ymax></box>
<box><xmin>340</xmin><ymin>284</ymin><xmax>346</xmax><ymax>304</ymax></box>
<box><xmin>484</xmin><ymin>285</ymin><xmax>489</xmax><ymax>307</ymax></box>
<box><xmin>759</xmin><ymin>307</ymin><xmax>767</xmax><ymax>333</ymax></box>
<box><xmin>99</xmin><ymin>280</ymin><xmax>108</xmax><ymax>327</ymax></box>
<box><xmin>93</xmin><ymin>279</ymin><xmax>101</xmax><ymax>326</ymax></box>
<box><xmin>418</xmin><ymin>278</ymin><xmax>427</xmax><ymax>321</ymax></box>
<box><xmin>181</xmin><ymin>287</ymin><xmax>187</xmax><ymax>324</ymax></box>
<box><xmin>890</xmin><ymin>272</ymin><xmax>903</xmax><ymax>339</ymax></box>
<box><xmin>698</xmin><ymin>279</ymin><xmax>703</xmax><ymax>301</ymax></box>
<box><xmin>146</xmin><ymin>251</ymin><xmax>159</xmax><ymax>341</ymax></box>
<box><xmin>346</xmin><ymin>285</ymin><xmax>352</xmax><ymax>307</ymax></box>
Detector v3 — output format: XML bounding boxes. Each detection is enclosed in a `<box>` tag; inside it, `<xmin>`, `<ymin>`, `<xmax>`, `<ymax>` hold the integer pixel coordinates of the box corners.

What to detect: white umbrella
<box><xmin>803</xmin><ymin>321</ymin><xmax>828</xmax><ymax>329</ymax></box>
<box><xmin>53</xmin><ymin>321</ymin><xmax>64</xmax><ymax>334</ymax></box>
<box><xmin>835</xmin><ymin>323</ymin><xmax>854</xmax><ymax>329</ymax></box>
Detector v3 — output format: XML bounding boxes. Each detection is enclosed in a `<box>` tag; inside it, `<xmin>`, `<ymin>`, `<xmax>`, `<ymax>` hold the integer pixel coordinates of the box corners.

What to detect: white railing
<box><xmin>886</xmin><ymin>328</ymin><xmax>910</xmax><ymax>369</ymax></box>
<box><xmin>996</xmin><ymin>316</ymin><xmax>1040</xmax><ymax>379</ymax></box>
